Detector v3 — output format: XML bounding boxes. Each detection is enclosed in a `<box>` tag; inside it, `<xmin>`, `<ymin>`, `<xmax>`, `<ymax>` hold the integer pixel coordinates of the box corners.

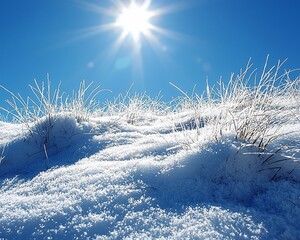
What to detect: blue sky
<box><xmin>0</xmin><ymin>0</ymin><xmax>299</xmax><ymax>106</ymax></box>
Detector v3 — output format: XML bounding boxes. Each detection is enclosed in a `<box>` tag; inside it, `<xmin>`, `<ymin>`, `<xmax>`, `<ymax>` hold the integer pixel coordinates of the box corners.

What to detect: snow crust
<box><xmin>0</xmin><ymin>110</ymin><xmax>299</xmax><ymax>239</ymax></box>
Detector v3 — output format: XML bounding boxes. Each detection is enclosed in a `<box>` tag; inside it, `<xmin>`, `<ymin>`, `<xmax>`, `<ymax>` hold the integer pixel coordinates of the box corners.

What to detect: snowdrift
<box><xmin>0</xmin><ymin>114</ymin><xmax>299</xmax><ymax>239</ymax></box>
<box><xmin>0</xmin><ymin>114</ymin><xmax>96</xmax><ymax>177</ymax></box>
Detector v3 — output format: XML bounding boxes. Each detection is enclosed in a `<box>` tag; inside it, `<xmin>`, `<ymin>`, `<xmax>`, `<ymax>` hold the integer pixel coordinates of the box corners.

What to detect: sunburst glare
<box><xmin>115</xmin><ymin>1</ymin><xmax>152</xmax><ymax>42</ymax></box>
<box><xmin>75</xmin><ymin>0</ymin><xmax>187</xmax><ymax>80</ymax></box>
<box><xmin>78</xmin><ymin>0</ymin><xmax>185</xmax><ymax>48</ymax></box>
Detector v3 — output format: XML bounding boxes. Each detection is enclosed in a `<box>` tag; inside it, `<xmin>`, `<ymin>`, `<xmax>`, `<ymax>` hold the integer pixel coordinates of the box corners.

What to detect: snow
<box><xmin>1</xmin><ymin>66</ymin><xmax>300</xmax><ymax>239</ymax></box>
<box><xmin>0</xmin><ymin>105</ymin><xmax>299</xmax><ymax>240</ymax></box>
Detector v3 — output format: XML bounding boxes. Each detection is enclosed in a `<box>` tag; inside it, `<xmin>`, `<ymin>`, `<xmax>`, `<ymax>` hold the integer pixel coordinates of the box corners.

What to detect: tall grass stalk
<box><xmin>0</xmin><ymin>79</ymin><xmax>103</xmax><ymax>125</ymax></box>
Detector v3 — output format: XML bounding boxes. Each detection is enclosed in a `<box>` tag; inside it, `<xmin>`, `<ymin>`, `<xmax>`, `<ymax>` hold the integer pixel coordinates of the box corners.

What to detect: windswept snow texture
<box><xmin>0</xmin><ymin>112</ymin><xmax>300</xmax><ymax>239</ymax></box>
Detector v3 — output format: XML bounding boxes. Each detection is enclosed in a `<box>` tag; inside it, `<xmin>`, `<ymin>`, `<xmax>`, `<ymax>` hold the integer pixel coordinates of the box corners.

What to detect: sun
<box><xmin>76</xmin><ymin>0</ymin><xmax>185</xmax><ymax>77</ymax></box>
<box><xmin>116</xmin><ymin>2</ymin><xmax>152</xmax><ymax>42</ymax></box>
<box><xmin>77</xmin><ymin>0</ymin><xmax>183</xmax><ymax>46</ymax></box>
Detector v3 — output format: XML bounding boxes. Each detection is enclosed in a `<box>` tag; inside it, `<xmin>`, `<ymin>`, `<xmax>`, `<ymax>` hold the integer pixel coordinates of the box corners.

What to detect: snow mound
<box><xmin>0</xmin><ymin>114</ymin><xmax>95</xmax><ymax>176</ymax></box>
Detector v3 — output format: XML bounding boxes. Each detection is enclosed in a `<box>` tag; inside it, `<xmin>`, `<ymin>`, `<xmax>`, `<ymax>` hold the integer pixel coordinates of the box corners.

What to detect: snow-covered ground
<box><xmin>0</xmin><ymin>67</ymin><xmax>300</xmax><ymax>239</ymax></box>
<box><xmin>0</xmin><ymin>110</ymin><xmax>299</xmax><ymax>239</ymax></box>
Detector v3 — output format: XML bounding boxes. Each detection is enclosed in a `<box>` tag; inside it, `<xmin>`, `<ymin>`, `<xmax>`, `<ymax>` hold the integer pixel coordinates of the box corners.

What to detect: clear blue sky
<box><xmin>0</xmin><ymin>0</ymin><xmax>299</xmax><ymax>106</ymax></box>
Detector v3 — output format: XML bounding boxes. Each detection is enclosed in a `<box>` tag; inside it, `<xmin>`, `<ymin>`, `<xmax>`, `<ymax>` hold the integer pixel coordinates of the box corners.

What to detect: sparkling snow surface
<box><xmin>0</xmin><ymin>111</ymin><xmax>299</xmax><ymax>239</ymax></box>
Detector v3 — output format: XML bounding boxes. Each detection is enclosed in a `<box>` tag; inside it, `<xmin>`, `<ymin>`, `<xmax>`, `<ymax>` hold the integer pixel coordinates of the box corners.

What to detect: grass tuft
<box><xmin>0</xmin><ymin>78</ymin><xmax>104</xmax><ymax>125</ymax></box>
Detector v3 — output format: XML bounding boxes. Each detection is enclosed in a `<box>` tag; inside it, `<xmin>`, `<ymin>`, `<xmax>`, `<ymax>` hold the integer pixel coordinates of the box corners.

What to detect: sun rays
<box><xmin>80</xmin><ymin>0</ymin><xmax>184</xmax><ymax>46</ymax></box>
<box><xmin>74</xmin><ymin>0</ymin><xmax>186</xmax><ymax>80</ymax></box>
<box><xmin>115</xmin><ymin>1</ymin><xmax>152</xmax><ymax>42</ymax></box>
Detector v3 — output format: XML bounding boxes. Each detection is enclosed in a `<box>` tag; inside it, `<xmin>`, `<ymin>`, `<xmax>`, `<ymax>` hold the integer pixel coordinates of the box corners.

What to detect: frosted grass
<box><xmin>0</xmin><ymin>59</ymin><xmax>299</xmax><ymax>239</ymax></box>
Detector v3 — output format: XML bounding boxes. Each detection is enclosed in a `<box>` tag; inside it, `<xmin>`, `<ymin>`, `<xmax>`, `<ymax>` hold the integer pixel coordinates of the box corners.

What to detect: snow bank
<box><xmin>0</xmin><ymin>110</ymin><xmax>299</xmax><ymax>239</ymax></box>
<box><xmin>0</xmin><ymin>114</ymin><xmax>96</xmax><ymax>177</ymax></box>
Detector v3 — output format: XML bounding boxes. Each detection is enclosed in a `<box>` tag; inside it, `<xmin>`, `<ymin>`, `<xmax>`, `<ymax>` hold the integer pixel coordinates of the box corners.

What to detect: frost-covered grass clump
<box><xmin>0</xmin><ymin>59</ymin><xmax>300</xmax><ymax>239</ymax></box>
<box><xmin>0</xmin><ymin>80</ymin><xmax>102</xmax><ymax>175</ymax></box>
